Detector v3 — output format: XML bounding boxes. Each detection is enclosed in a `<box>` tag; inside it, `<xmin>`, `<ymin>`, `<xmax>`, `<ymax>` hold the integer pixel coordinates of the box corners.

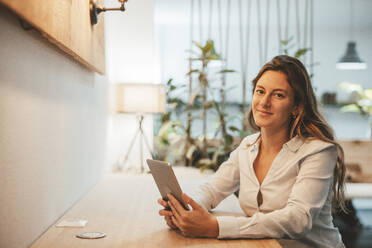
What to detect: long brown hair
<box><xmin>248</xmin><ymin>55</ymin><xmax>347</xmax><ymax>212</ymax></box>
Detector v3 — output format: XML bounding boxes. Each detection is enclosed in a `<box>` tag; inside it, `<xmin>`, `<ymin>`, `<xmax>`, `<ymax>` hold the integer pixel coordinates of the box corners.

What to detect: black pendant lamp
<box><xmin>336</xmin><ymin>0</ymin><xmax>367</xmax><ymax>70</ymax></box>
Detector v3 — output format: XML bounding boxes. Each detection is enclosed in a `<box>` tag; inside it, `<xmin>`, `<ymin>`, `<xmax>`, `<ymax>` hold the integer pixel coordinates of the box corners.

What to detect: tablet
<box><xmin>146</xmin><ymin>159</ymin><xmax>189</xmax><ymax>210</ymax></box>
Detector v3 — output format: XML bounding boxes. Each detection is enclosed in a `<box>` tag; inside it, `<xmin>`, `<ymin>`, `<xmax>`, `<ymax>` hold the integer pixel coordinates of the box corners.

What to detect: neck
<box><xmin>260</xmin><ymin>127</ymin><xmax>290</xmax><ymax>153</ymax></box>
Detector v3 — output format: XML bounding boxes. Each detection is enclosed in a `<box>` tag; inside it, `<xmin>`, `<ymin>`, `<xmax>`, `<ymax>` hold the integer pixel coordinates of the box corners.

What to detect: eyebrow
<box><xmin>256</xmin><ymin>85</ymin><xmax>288</xmax><ymax>94</ymax></box>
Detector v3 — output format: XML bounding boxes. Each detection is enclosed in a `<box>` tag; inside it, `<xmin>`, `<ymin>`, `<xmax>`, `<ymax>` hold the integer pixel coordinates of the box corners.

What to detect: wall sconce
<box><xmin>90</xmin><ymin>0</ymin><xmax>128</xmax><ymax>25</ymax></box>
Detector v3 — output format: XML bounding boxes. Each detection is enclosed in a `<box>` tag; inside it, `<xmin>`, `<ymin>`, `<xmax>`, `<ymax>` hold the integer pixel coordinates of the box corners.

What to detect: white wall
<box><xmin>104</xmin><ymin>0</ymin><xmax>156</xmax><ymax>171</ymax></box>
<box><xmin>0</xmin><ymin>6</ymin><xmax>109</xmax><ymax>248</ymax></box>
<box><xmin>105</xmin><ymin>0</ymin><xmax>155</xmax><ymax>83</ymax></box>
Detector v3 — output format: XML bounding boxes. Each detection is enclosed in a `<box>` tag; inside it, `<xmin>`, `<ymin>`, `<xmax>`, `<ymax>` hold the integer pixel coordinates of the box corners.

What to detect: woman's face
<box><xmin>252</xmin><ymin>70</ymin><xmax>296</xmax><ymax>132</ymax></box>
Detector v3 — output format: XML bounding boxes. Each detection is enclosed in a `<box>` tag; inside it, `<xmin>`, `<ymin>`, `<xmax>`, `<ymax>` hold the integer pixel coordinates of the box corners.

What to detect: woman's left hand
<box><xmin>167</xmin><ymin>193</ymin><xmax>219</xmax><ymax>238</ymax></box>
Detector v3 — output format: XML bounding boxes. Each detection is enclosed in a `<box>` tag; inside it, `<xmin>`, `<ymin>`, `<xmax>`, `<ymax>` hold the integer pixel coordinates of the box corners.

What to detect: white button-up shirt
<box><xmin>193</xmin><ymin>133</ymin><xmax>344</xmax><ymax>248</ymax></box>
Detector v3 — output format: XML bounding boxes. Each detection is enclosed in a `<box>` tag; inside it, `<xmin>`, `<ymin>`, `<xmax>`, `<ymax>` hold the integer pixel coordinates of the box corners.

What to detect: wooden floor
<box><xmin>30</xmin><ymin>167</ymin><xmax>281</xmax><ymax>248</ymax></box>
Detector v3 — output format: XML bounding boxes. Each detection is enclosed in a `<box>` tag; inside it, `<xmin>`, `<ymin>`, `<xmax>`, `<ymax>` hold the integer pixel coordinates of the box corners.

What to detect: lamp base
<box><xmin>119</xmin><ymin>115</ymin><xmax>154</xmax><ymax>173</ymax></box>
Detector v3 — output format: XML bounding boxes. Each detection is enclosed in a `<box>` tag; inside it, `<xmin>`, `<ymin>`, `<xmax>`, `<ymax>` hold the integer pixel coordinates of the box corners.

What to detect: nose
<box><xmin>260</xmin><ymin>94</ymin><xmax>271</xmax><ymax>108</ymax></box>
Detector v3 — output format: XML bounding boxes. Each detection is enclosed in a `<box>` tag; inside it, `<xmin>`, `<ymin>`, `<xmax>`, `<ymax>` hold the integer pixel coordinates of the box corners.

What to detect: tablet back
<box><xmin>147</xmin><ymin>159</ymin><xmax>189</xmax><ymax>210</ymax></box>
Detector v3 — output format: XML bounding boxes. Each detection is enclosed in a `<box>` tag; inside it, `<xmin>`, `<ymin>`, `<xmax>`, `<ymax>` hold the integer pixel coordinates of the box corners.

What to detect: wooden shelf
<box><xmin>0</xmin><ymin>0</ymin><xmax>105</xmax><ymax>75</ymax></box>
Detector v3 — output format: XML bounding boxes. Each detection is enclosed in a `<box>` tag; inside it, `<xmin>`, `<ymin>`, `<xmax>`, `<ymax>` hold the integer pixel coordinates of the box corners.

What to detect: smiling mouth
<box><xmin>257</xmin><ymin>110</ymin><xmax>273</xmax><ymax>115</ymax></box>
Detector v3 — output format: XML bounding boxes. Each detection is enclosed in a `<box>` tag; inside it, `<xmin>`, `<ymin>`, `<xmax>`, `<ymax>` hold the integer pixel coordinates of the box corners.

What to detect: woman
<box><xmin>158</xmin><ymin>55</ymin><xmax>346</xmax><ymax>247</ymax></box>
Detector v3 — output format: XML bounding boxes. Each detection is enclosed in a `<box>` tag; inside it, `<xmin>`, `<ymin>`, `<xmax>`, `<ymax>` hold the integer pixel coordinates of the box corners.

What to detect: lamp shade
<box><xmin>336</xmin><ymin>41</ymin><xmax>367</xmax><ymax>70</ymax></box>
<box><xmin>116</xmin><ymin>83</ymin><xmax>166</xmax><ymax>114</ymax></box>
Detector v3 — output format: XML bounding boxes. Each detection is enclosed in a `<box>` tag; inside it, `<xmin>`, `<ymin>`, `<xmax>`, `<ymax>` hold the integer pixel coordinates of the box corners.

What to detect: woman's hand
<box><xmin>157</xmin><ymin>198</ymin><xmax>178</xmax><ymax>230</ymax></box>
<box><xmin>167</xmin><ymin>193</ymin><xmax>219</xmax><ymax>238</ymax></box>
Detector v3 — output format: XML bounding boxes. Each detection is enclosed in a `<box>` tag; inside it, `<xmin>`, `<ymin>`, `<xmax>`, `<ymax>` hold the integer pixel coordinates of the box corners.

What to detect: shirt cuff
<box><xmin>216</xmin><ymin>216</ymin><xmax>240</xmax><ymax>239</ymax></box>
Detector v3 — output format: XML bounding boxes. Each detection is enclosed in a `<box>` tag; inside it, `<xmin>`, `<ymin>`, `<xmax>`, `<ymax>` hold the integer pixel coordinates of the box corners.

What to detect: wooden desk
<box><xmin>31</xmin><ymin>169</ymin><xmax>281</xmax><ymax>248</ymax></box>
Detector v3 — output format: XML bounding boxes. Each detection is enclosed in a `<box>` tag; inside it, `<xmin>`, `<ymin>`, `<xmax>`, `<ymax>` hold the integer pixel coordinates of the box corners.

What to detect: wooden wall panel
<box><xmin>0</xmin><ymin>0</ymin><xmax>105</xmax><ymax>74</ymax></box>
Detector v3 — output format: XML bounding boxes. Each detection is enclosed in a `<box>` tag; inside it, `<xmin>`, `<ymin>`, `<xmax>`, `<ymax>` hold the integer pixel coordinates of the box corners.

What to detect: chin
<box><xmin>253</xmin><ymin>120</ymin><xmax>271</xmax><ymax>128</ymax></box>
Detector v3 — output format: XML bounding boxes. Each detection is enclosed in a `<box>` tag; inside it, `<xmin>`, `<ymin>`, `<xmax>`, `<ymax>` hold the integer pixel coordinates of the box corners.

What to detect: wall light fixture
<box><xmin>90</xmin><ymin>0</ymin><xmax>128</xmax><ymax>25</ymax></box>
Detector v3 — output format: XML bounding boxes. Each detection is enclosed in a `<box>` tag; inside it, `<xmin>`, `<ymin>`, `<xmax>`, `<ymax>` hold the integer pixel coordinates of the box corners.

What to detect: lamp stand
<box><xmin>121</xmin><ymin>115</ymin><xmax>153</xmax><ymax>173</ymax></box>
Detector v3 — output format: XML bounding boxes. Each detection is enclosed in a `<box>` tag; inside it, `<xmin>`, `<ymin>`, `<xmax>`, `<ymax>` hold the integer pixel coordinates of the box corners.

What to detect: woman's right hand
<box><xmin>157</xmin><ymin>198</ymin><xmax>178</xmax><ymax>230</ymax></box>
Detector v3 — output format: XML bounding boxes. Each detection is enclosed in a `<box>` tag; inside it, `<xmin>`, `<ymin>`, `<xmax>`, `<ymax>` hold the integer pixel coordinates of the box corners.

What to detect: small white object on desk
<box><xmin>76</xmin><ymin>232</ymin><xmax>106</xmax><ymax>239</ymax></box>
<box><xmin>55</xmin><ymin>219</ymin><xmax>88</xmax><ymax>228</ymax></box>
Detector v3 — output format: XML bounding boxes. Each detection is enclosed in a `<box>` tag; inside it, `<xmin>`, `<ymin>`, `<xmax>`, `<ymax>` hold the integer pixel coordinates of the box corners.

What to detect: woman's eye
<box><xmin>275</xmin><ymin>93</ymin><xmax>285</xmax><ymax>98</ymax></box>
<box><xmin>255</xmin><ymin>89</ymin><xmax>264</xmax><ymax>95</ymax></box>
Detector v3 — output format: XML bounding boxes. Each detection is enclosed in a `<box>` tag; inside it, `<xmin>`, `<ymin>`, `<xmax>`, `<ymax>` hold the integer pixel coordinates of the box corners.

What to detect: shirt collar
<box><xmin>245</xmin><ymin>133</ymin><xmax>304</xmax><ymax>153</ymax></box>
<box><xmin>284</xmin><ymin>135</ymin><xmax>304</xmax><ymax>152</ymax></box>
<box><xmin>246</xmin><ymin>133</ymin><xmax>305</xmax><ymax>152</ymax></box>
<box><xmin>244</xmin><ymin>133</ymin><xmax>260</xmax><ymax>152</ymax></box>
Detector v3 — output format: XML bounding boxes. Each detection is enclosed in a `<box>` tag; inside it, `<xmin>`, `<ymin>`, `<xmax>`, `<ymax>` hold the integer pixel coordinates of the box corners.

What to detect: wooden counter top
<box><xmin>30</xmin><ymin>168</ymin><xmax>281</xmax><ymax>248</ymax></box>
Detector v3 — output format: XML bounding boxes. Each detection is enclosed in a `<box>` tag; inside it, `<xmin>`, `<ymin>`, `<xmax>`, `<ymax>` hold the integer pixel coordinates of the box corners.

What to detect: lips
<box><xmin>256</xmin><ymin>109</ymin><xmax>273</xmax><ymax>115</ymax></box>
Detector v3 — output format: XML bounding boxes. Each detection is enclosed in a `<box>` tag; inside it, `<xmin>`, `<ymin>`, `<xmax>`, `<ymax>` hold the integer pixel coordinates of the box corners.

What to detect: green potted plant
<box><xmin>339</xmin><ymin>82</ymin><xmax>372</xmax><ymax>138</ymax></box>
<box><xmin>155</xmin><ymin>40</ymin><xmax>242</xmax><ymax>171</ymax></box>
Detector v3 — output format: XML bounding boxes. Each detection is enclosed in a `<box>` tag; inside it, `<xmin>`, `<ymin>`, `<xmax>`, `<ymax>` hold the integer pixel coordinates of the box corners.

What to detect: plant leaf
<box><xmin>295</xmin><ymin>48</ymin><xmax>309</xmax><ymax>58</ymax></box>
<box><xmin>339</xmin><ymin>104</ymin><xmax>362</xmax><ymax>113</ymax></box>
<box><xmin>170</xmin><ymin>85</ymin><xmax>177</xmax><ymax>91</ymax></box>
<box><xmin>357</xmin><ymin>99</ymin><xmax>372</xmax><ymax>107</ymax></box>
<box><xmin>161</xmin><ymin>112</ymin><xmax>171</xmax><ymax>123</ymax></box>
<box><xmin>203</xmin><ymin>40</ymin><xmax>214</xmax><ymax>53</ymax></box>
<box><xmin>192</xmin><ymin>41</ymin><xmax>203</xmax><ymax>50</ymax></box>
<box><xmin>206</xmin><ymin>54</ymin><xmax>221</xmax><ymax>60</ymax></box>
<box><xmin>364</xmin><ymin>89</ymin><xmax>372</xmax><ymax>100</ymax></box>
<box><xmin>219</xmin><ymin>69</ymin><xmax>235</xmax><ymax>73</ymax></box>
<box><xmin>280</xmin><ymin>36</ymin><xmax>294</xmax><ymax>46</ymax></box>
<box><xmin>338</xmin><ymin>82</ymin><xmax>363</xmax><ymax>94</ymax></box>
<box><xmin>228</xmin><ymin>126</ymin><xmax>240</xmax><ymax>132</ymax></box>
<box><xmin>186</xmin><ymin>69</ymin><xmax>200</xmax><ymax>75</ymax></box>
<box><xmin>204</xmin><ymin>101</ymin><xmax>215</xmax><ymax>109</ymax></box>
